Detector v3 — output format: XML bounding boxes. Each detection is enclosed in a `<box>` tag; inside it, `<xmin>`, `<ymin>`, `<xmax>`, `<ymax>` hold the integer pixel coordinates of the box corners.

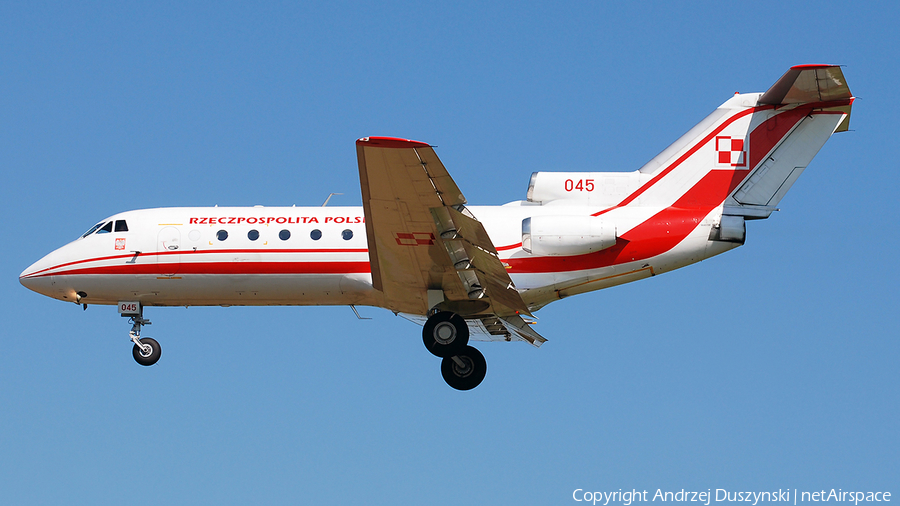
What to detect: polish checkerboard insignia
<box><xmin>715</xmin><ymin>136</ymin><xmax>747</xmax><ymax>168</ymax></box>
<box><xmin>394</xmin><ymin>232</ymin><xmax>435</xmax><ymax>246</ymax></box>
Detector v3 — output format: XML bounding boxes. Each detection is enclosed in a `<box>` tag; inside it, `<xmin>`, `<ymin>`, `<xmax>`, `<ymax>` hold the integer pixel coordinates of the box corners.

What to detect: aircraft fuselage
<box><xmin>19</xmin><ymin>203</ymin><xmax>737</xmax><ymax>313</ymax></box>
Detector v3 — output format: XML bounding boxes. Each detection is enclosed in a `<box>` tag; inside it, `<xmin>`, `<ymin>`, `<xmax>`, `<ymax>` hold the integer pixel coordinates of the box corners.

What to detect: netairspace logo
<box><xmin>572</xmin><ymin>489</ymin><xmax>892</xmax><ymax>506</ymax></box>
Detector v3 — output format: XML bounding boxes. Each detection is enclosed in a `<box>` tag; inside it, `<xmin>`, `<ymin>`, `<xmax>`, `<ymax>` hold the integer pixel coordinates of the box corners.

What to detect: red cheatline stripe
<box><xmin>591</xmin><ymin>105</ymin><xmax>770</xmax><ymax>217</ymax></box>
<box><xmin>23</xmin><ymin>252</ymin><xmax>142</xmax><ymax>278</ymax></box>
<box><xmin>176</xmin><ymin>248</ymin><xmax>369</xmax><ymax>255</ymax></box>
<box><xmin>25</xmin><ymin>242</ymin><xmax>527</xmax><ymax>279</ymax></box>
<box><xmin>23</xmin><ymin>248</ymin><xmax>370</xmax><ymax>279</ymax></box>
<box><xmin>49</xmin><ymin>261</ymin><xmax>372</xmax><ymax>277</ymax></box>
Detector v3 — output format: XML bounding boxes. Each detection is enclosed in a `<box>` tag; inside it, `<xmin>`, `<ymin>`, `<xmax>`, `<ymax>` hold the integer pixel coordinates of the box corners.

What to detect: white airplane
<box><xmin>20</xmin><ymin>65</ymin><xmax>854</xmax><ymax>390</ymax></box>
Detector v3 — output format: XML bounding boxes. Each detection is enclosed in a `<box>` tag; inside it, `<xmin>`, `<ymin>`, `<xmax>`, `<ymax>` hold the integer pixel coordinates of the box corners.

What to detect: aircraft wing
<box><xmin>356</xmin><ymin>137</ymin><xmax>542</xmax><ymax>344</ymax></box>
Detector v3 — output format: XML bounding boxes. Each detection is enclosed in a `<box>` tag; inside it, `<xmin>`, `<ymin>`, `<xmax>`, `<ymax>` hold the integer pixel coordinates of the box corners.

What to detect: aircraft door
<box><xmin>157</xmin><ymin>227</ymin><xmax>181</xmax><ymax>275</ymax></box>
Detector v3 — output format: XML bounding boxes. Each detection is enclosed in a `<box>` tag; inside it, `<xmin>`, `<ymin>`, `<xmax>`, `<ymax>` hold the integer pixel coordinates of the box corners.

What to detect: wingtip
<box><xmin>356</xmin><ymin>136</ymin><xmax>430</xmax><ymax>148</ymax></box>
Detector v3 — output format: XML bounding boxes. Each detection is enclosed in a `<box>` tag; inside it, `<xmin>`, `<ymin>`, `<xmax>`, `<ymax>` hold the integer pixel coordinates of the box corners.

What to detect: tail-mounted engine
<box><xmin>522</xmin><ymin>215</ymin><xmax>617</xmax><ymax>256</ymax></box>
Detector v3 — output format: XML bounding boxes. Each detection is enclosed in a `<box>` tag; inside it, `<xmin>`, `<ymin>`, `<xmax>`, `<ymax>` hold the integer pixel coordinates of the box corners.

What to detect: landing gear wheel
<box><xmin>132</xmin><ymin>337</ymin><xmax>162</xmax><ymax>366</ymax></box>
<box><xmin>441</xmin><ymin>346</ymin><xmax>487</xmax><ymax>391</ymax></box>
<box><xmin>423</xmin><ymin>311</ymin><xmax>469</xmax><ymax>357</ymax></box>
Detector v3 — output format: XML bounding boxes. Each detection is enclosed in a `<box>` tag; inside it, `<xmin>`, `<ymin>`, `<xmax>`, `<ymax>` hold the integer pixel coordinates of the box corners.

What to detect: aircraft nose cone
<box><xmin>20</xmin><ymin>243</ymin><xmax>85</xmax><ymax>302</ymax></box>
<box><xmin>20</xmin><ymin>262</ymin><xmax>43</xmax><ymax>292</ymax></box>
<box><xmin>20</xmin><ymin>249</ymin><xmax>67</xmax><ymax>299</ymax></box>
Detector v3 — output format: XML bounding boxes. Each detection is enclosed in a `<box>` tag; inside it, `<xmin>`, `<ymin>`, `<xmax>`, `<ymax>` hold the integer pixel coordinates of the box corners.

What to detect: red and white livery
<box><xmin>20</xmin><ymin>65</ymin><xmax>854</xmax><ymax>389</ymax></box>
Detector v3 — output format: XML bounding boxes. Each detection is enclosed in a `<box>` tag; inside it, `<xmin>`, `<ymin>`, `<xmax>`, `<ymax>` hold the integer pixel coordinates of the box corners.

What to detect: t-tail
<box><xmin>526</xmin><ymin>64</ymin><xmax>853</xmax><ymax>234</ymax></box>
<box><xmin>514</xmin><ymin>65</ymin><xmax>853</xmax><ymax>300</ymax></box>
<box><xmin>629</xmin><ymin>64</ymin><xmax>853</xmax><ymax>222</ymax></box>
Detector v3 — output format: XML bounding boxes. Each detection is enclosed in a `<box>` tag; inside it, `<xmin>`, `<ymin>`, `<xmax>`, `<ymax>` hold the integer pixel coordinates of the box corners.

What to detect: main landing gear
<box><xmin>423</xmin><ymin>311</ymin><xmax>486</xmax><ymax>390</ymax></box>
<box><xmin>121</xmin><ymin>302</ymin><xmax>161</xmax><ymax>366</ymax></box>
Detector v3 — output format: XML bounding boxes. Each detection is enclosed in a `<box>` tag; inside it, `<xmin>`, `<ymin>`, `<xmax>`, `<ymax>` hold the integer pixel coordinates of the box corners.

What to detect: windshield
<box><xmin>79</xmin><ymin>219</ymin><xmax>129</xmax><ymax>238</ymax></box>
<box><xmin>81</xmin><ymin>222</ymin><xmax>106</xmax><ymax>238</ymax></box>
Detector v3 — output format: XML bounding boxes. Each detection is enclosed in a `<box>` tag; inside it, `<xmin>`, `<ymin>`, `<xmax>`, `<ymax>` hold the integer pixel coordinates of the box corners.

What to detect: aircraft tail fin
<box><xmin>621</xmin><ymin>65</ymin><xmax>853</xmax><ymax>216</ymax></box>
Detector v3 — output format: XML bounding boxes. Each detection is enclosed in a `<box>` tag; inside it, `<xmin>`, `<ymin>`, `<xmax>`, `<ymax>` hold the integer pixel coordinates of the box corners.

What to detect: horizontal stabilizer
<box><xmin>758</xmin><ymin>64</ymin><xmax>851</xmax><ymax>106</ymax></box>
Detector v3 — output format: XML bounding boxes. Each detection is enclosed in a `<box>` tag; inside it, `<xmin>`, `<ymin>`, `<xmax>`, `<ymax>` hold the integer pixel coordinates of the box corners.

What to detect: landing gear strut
<box><xmin>127</xmin><ymin>313</ymin><xmax>161</xmax><ymax>366</ymax></box>
<box><xmin>423</xmin><ymin>311</ymin><xmax>486</xmax><ymax>390</ymax></box>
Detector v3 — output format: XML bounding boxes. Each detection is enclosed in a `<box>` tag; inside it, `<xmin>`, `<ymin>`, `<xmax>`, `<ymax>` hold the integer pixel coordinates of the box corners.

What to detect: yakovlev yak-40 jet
<box><xmin>21</xmin><ymin>65</ymin><xmax>854</xmax><ymax>390</ymax></box>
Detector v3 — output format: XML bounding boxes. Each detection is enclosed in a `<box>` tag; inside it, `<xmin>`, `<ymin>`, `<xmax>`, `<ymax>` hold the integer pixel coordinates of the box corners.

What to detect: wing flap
<box><xmin>431</xmin><ymin>206</ymin><xmax>531</xmax><ymax>316</ymax></box>
<box><xmin>501</xmin><ymin>315</ymin><xmax>547</xmax><ymax>346</ymax></box>
<box><xmin>481</xmin><ymin>276</ymin><xmax>530</xmax><ymax>317</ymax></box>
<box><xmin>441</xmin><ymin>207</ymin><xmax>499</xmax><ymax>254</ymax></box>
<box><xmin>397</xmin><ymin>313</ymin><xmax>548</xmax><ymax>347</ymax></box>
<box><xmin>459</xmin><ymin>241</ymin><xmax>514</xmax><ymax>288</ymax></box>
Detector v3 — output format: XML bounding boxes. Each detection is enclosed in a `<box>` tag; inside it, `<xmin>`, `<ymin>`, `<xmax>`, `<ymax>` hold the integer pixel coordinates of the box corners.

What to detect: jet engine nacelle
<box><xmin>522</xmin><ymin>215</ymin><xmax>617</xmax><ymax>256</ymax></box>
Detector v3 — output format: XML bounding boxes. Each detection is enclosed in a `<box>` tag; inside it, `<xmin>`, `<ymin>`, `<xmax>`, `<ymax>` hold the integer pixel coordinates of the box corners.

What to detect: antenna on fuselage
<box><xmin>350</xmin><ymin>305</ymin><xmax>372</xmax><ymax>320</ymax></box>
<box><xmin>322</xmin><ymin>193</ymin><xmax>343</xmax><ymax>206</ymax></box>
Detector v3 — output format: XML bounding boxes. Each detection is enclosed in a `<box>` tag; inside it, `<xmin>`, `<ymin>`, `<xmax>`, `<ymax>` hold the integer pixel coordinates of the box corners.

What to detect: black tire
<box><xmin>422</xmin><ymin>311</ymin><xmax>469</xmax><ymax>358</ymax></box>
<box><xmin>132</xmin><ymin>337</ymin><xmax>162</xmax><ymax>366</ymax></box>
<box><xmin>440</xmin><ymin>346</ymin><xmax>487</xmax><ymax>391</ymax></box>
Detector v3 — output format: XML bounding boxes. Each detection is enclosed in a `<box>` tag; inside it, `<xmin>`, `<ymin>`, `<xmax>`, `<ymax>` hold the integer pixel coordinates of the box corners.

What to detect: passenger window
<box><xmin>216</xmin><ymin>230</ymin><xmax>228</xmax><ymax>241</ymax></box>
<box><xmin>310</xmin><ymin>229</ymin><xmax>322</xmax><ymax>240</ymax></box>
<box><xmin>248</xmin><ymin>230</ymin><xmax>259</xmax><ymax>241</ymax></box>
<box><xmin>97</xmin><ymin>222</ymin><xmax>113</xmax><ymax>234</ymax></box>
<box><xmin>114</xmin><ymin>220</ymin><xmax>128</xmax><ymax>232</ymax></box>
<box><xmin>342</xmin><ymin>229</ymin><xmax>353</xmax><ymax>240</ymax></box>
<box><xmin>279</xmin><ymin>230</ymin><xmax>291</xmax><ymax>241</ymax></box>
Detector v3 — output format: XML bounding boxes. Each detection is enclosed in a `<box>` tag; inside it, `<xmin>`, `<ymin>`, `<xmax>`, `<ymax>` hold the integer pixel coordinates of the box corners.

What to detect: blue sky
<box><xmin>1</xmin><ymin>1</ymin><xmax>897</xmax><ymax>504</ymax></box>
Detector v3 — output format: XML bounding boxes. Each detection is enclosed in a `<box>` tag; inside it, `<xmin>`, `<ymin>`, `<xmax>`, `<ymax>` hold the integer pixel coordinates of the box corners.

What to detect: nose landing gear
<box><xmin>129</xmin><ymin>317</ymin><xmax>161</xmax><ymax>366</ymax></box>
<box><xmin>120</xmin><ymin>301</ymin><xmax>162</xmax><ymax>366</ymax></box>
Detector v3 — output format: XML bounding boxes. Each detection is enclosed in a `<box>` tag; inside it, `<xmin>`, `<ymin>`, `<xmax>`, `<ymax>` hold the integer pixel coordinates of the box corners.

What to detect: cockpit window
<box><xmin>114</xmin><ymin>220</ymin><xmax>128</xmax><ymax>232</ymax></box>
<box><xmin>81</xmin><ymin>222</ymin><xmax>105</xmax><ymax>238</ymax></box>
<box><xmin>96</xmin><ymin>222</ymin><xmax>113</xmax><ymax>234</ymax></box>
